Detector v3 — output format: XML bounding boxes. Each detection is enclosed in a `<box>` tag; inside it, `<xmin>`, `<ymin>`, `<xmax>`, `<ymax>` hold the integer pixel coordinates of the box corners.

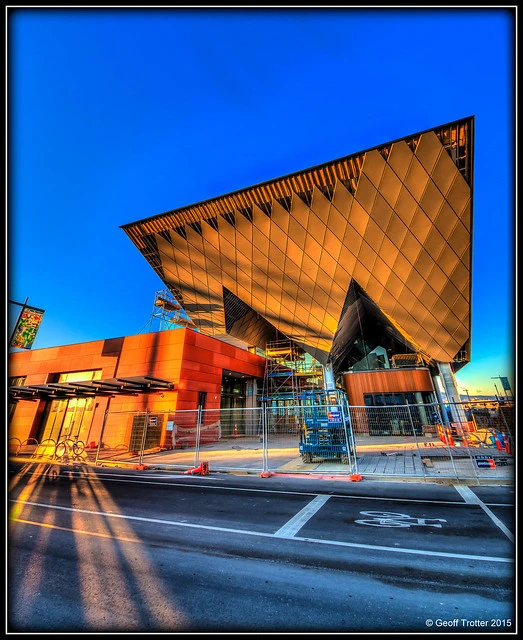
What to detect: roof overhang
<box><xmin>121</xmin><ymin>116</ymin><xmax>473</xmax><ymax>369</ymax></box>
<box><xmin>9</xmin><ymin>376</ymin><xmax>175</xmax><ymax>402</ymax></box>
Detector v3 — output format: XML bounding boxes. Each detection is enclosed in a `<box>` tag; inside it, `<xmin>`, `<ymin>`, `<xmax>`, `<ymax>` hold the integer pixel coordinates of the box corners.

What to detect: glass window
<box><xmin>374</xmin><ymin>394</ymin><xmax>384</xmax><ymax>406</ymax></box>
<box><xmin>58</xmin><ymin>370</ymin><xmax>102</xmax><ymax>382</ymax></box>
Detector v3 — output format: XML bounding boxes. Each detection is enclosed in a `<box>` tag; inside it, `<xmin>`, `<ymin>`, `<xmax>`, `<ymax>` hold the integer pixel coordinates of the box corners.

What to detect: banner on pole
<box><xmin>10</xmin><ymin>306</ymin><xmax>45</xmax><ymax>349</ymax></box>
<box><xmin>500</xmin><ymin>376</ymin><xmax>511</xmax><ymax>392</ymax></box>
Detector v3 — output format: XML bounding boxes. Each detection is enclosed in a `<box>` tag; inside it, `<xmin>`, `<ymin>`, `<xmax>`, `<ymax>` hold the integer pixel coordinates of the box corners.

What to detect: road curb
<box><xmin>8</xmin><ymin>456</ymin><xmax>512</xmax><ymax>486</ymax></box>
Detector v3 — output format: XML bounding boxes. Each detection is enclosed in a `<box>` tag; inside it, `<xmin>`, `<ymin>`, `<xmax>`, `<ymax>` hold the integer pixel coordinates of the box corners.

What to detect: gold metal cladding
<box><xmin>122</xmin><ymin>117</ymin><xmax>473</xmax><ymax>365</ymax></box>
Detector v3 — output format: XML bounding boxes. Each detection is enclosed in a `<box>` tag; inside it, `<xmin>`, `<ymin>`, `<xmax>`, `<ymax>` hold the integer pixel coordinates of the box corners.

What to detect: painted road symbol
<box><xmin>355</xmin><ymin>510</ymin><xmax>447</xmax><ymax>528</ymax></box>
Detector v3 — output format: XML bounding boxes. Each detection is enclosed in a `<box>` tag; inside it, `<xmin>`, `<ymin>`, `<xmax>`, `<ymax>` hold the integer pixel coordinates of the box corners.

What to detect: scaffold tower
<box><xmin>141</xmin><ymin>290</ymin><xmax>197</xmax><ymax>334</ymax></box>
<box><xmin>262</xmin><ymin>339</ymin><xmax>324</xmax><ymax>403</ymax></box>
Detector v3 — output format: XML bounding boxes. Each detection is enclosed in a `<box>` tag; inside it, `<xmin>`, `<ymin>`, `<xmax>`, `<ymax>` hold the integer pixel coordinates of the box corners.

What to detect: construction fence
<box><xmin>18</xmin><ymin>400</ymin><xmax>515</xmax><ymax>484</ymax></box>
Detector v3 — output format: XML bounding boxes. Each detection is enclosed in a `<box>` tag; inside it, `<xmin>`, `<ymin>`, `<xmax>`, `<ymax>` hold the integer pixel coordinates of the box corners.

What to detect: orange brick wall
<box><xmin>9</xmin><ymin>337</ymin><xmax>121</xmax><ymax>443</ymax></box>
<box><xmin>9</xmin><ymin>329</ymin><xmax>266</xmax><ymax>447</ymax></box>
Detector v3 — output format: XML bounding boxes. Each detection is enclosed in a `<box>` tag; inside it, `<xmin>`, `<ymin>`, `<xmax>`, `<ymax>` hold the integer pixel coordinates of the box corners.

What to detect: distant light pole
<box><xmin>461</xmin><ymin>388</ymin><xmax>471</xmax><ymax>402</ymax></box>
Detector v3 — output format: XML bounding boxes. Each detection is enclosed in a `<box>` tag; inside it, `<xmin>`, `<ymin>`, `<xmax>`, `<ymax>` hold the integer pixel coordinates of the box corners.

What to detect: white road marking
<box><xmin>12</xmin><ymin>467</ymin><xmax>493</xmax><ymax>505</ymax></box>
<box><xmin>355</xmin><ymin>511</ymin><xmax>446</xmax><ymax>528</ymax></box>
<box><xmin>9</xmin><ymin>499</ymin><xmax>513</xmax><ymax>564</ymax></box>
<box><xmin>274</xmin><ymin>494</ymin><xmax>331</xmax><ymax>538</ymax></box>
<box><xmin>454</xmin><ymin>485</ymin><xmax>514</xmax><ymax>543</ymax></box>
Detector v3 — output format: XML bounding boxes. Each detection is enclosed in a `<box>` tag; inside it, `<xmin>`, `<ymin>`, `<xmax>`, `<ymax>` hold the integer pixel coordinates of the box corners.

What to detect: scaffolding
<box><xmin>262</xmin><ymin>339</ymin><xmax>323</xmax><ymax>403</ymax></box>
<box><xmin>260</xmin><ymin>339</ymin><xmax>356</xmax><ymax>467</ymax></box>
<box><xmin>141</xmin><ymin>290</ymin><xmax>197</xmax><ymax>334</ymax></box>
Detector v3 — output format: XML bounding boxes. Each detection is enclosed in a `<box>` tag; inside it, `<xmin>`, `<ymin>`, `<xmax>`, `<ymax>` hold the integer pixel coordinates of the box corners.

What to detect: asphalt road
<box><xmin>7</xmin><ymin>460</ymin><xmax>516</xmax><ymax>633</ymax></box>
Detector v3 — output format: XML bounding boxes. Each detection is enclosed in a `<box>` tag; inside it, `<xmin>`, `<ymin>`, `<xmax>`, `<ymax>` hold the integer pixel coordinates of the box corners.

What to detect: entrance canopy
<box><xmin>9</xmin><ymin>375</ymin><xmax>174</xmax><ymax>402</ymax></box>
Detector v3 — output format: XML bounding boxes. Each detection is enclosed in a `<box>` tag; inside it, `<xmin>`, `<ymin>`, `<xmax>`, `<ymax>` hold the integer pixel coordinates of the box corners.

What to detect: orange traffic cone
<box><xmin>186</xmin><ymin>464</ymin><xmax>202</xmax><ymax>475</ymax></box>
<box><xmin>184</xmin><ymin>461</ymin><xmax>209</xmax><ymax>475</ymax></box>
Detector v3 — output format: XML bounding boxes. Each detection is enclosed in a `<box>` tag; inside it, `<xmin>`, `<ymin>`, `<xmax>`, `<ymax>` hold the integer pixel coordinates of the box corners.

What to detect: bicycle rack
<box><xmin>32</xmin><ymin>439</ymin><xmax>57</xmax><ymax>460</ymax></box>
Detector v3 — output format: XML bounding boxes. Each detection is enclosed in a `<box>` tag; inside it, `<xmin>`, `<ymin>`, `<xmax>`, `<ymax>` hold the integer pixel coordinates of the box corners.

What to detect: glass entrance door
<box><xmin>60</xmin><ymin>398</ymin><xmax>93</xmax><ymax>441</ymax></box>
<box><xmin>38</xmin><ymin>397</ymin><xmax>96</xmax><ymax>444</ymax></box>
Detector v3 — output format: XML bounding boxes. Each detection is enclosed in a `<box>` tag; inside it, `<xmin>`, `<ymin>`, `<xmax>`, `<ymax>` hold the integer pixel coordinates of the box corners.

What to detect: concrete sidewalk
<box><xmin>84</xmin><ymin>434</ymin><xmax>514</xmax><ymax>484</ymax></box>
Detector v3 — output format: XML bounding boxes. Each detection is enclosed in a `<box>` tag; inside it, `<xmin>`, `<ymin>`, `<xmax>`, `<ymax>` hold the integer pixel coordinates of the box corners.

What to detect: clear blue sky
<box><xmin>7</xmin><ymin>7</ymin><xmax>516</xmax><ymax>397</ymax></box>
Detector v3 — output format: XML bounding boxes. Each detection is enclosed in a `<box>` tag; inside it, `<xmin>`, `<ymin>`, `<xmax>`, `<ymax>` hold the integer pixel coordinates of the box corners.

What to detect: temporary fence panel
<box><xmin>347</xmin><ymin>401</ymin><xmax>514</xmax><ymax>482</ymax></box>
<box><xmin>130</xmin><ymin>413</ymin><xmax>163</xmax><ymax>453</ymax></box>
<box><xmin>27</xmin><ymin>397</ymin><xmax>512</xmax><ymax>483</ymax></box>
<box><xmin>92</xmin><ymin>407</ymin><xmax>266</xmax><ymax>472</ymax></box>
<box><xmin>348</xmin><ymin>404</ymin><xmax>427</xmax><ymax>478</ymax></box>
<box><xmin>93</xmin><ymin>409</ymin><xmax>152</xmax><ymax>464</ymax></box>
<box><xmin>191</xmin><ymin>407</ymin><xmax>265</xmax><ymax>471</ymax></box>
<box><xmin>263</xmin><ymin>390</ymin><xmax>357</xmax><ymax>473</ymax></box>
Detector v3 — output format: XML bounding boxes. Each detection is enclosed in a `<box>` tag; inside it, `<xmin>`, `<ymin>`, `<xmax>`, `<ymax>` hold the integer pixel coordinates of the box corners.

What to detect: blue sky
<box><xmin>7</xmin><ymin>7</ymin><xmax>515</xmax><ymax>397</ymax></box>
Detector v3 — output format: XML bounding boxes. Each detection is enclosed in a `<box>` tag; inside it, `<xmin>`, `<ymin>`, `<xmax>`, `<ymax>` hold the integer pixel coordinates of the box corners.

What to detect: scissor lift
<box><xmin>298</xmin><ymin>390</ymin><xmax>354</xmax><ymax>465</ymax></box>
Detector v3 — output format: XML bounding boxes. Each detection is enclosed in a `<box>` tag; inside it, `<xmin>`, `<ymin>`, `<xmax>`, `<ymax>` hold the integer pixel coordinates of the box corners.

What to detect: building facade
<box><xmin>9</xmin><ymin>329</ymin><xmax>266</xmax><ymax>448</ymax></box>
<box><xmin>9</xmin><ymin>117</ymin><xmax>474</xmax><ymax>447</ymax></box>
<box><xmin>121</xmin><ymin>117</ymin><xmax>474</xmax><ymax>412</ymax></box>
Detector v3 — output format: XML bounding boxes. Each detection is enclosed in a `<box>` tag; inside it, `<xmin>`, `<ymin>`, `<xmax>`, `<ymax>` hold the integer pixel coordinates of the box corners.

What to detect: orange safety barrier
<box><xmin>493</xmin><ymin>432</ymin><xmax>512</xmax><ymax>453</ymax></box>
<box><xmin>437</xmin><ymin>424</ymin><xmax>455</xmax><ymax>447</ymax></box>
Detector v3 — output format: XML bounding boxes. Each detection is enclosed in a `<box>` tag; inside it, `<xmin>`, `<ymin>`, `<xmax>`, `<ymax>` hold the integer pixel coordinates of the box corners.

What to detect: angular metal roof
<box><xmin>121</xmin><ymin>117</ymin><xmax>473</xmax><ymax>372</ymax></box>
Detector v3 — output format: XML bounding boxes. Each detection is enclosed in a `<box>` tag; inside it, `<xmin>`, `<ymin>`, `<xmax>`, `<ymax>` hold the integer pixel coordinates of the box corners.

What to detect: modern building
<box><xmin>9</xmin><ymin>117</ymin><xmax>474</xmax><ymax>448</ymax></box>
<box><xmin>121</xmin><ymin>116</ymin><xmax>474</xmax><ymax>416</ymax></box>
<box><xmin>9</xmin><ymin>328</ymin><xmax>266</xmax><ymax>448</ymax></box>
